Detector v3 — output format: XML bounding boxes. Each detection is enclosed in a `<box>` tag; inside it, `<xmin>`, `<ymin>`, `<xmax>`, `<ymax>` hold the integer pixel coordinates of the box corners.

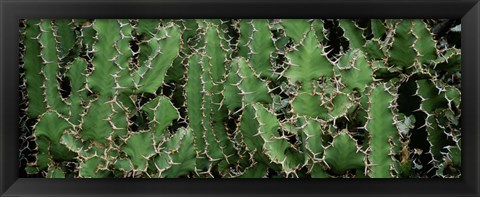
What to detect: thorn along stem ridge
<box><xmin>19</xmin><ymin>19</ymin><xmax>461</xmax><ymax>178</ymax></box>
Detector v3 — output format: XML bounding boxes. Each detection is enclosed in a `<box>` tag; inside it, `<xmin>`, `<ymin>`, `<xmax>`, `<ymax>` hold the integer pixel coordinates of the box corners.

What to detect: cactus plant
<box><xmin>19</xmin><ymin>19</ymin><xmax>461</xmax><ymax>178</ymax></box>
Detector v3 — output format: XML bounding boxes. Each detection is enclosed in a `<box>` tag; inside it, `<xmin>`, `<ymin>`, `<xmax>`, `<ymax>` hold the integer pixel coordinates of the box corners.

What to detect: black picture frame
<box><xmin>1</xmin><ymin>0</ymin><xmax>479</xmax><ymax>196</ymax></box>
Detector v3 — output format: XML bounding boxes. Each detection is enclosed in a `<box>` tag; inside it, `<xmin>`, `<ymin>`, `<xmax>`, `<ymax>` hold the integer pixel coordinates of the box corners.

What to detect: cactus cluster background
<box><xmin>19</xmin><ymin>19</ymin><xmax>461</xmax><ymax>178</ymax></box>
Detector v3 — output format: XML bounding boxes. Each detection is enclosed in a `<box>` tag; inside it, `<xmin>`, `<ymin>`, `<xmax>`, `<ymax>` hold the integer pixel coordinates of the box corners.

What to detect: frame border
<box><xmin>1</xmin><ymin>0</ymin><xmax>479</xmax><ymax>196</ymax></box>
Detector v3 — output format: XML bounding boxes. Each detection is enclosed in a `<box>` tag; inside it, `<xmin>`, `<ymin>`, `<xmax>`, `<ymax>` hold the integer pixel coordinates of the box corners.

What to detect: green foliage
<box><xmin>324</xmin><ymin>131</ymin><xmax>365</xmax><ymax>175</ymax></box>
<box><xmin>20</xmin><ymin>19</ymin><xmax>461</xmax><ymax>178</ymax></box>
<box><xmin>366</xmin><ymin>84</ymin><xmax>398</xmax><ymax>178</ymax></box>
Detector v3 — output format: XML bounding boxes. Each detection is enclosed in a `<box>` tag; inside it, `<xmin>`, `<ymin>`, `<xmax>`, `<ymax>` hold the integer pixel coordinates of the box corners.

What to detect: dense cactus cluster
<box><xmin>19</xmin><ymin>19</ymin><xmax>461</xmax><ymax>178</ymax></box>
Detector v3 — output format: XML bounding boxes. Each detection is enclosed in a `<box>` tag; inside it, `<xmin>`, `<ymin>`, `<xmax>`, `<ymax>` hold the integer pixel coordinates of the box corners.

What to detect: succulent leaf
<box><xmin>324</xmin><ymin>131</ymin><xmax>365</xmax><ymax>175</ymax></box>
<box><xmin>366</xmin><ymin>84</ymin><xmax>398</xmax><ymax>178</ymax></box>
